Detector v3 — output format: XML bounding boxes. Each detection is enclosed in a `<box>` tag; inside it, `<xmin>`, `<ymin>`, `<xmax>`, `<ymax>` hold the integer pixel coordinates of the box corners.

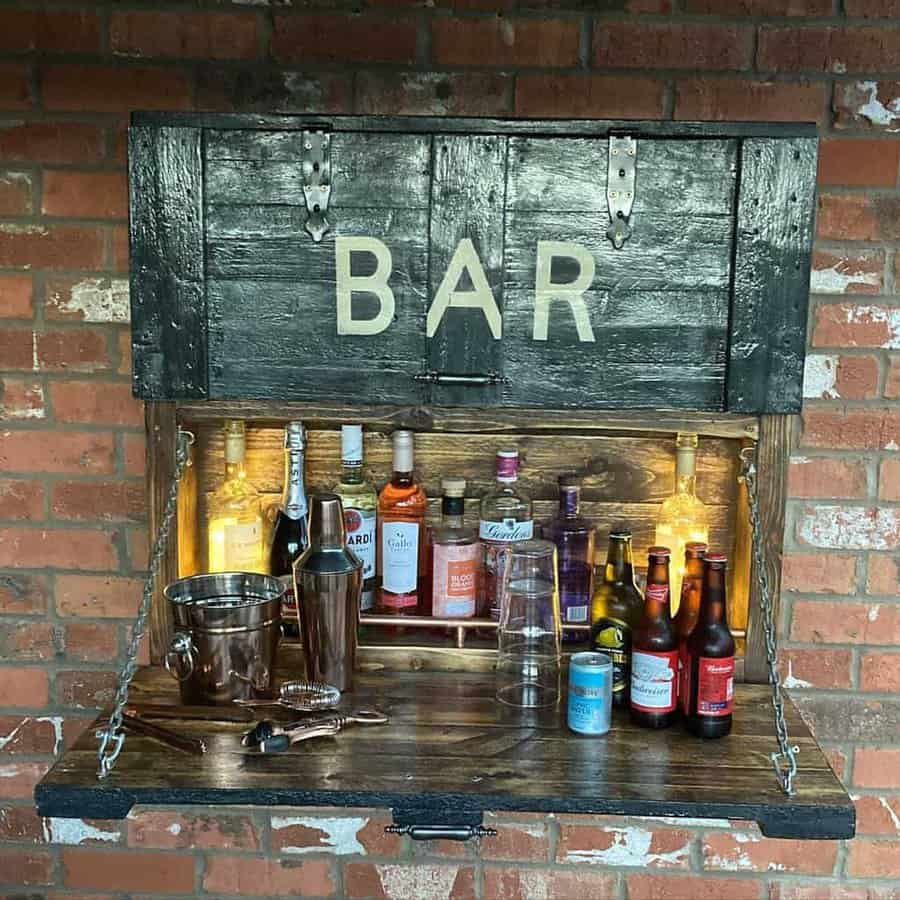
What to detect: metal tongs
<box><xmin>234</xmin><ymin>679</ymin><xmax>341</xmax><ymax>712</ymax></box>
<box><xmin>242</xmin><ymin>709</ymin><xmax>388</xmax><ymax>753</ymax></box>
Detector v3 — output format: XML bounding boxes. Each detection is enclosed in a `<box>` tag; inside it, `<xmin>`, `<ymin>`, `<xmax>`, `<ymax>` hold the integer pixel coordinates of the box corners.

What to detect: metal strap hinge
<box><xmin>302</xmin><ymin>130</ymin><xmax>332</xmax><ymax>243</ymax></box>
<box><xmin>606</xmin><ymin>135</ymin><xmax>636</xmax><ymax>250</ymax></box>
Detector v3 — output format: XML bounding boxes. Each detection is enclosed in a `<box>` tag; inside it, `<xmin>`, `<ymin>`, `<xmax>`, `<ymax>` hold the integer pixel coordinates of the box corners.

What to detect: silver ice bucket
<box><xmin>163</xmin><ymin>572</ymin><xmax>283</xmax><ymax>705</ymax></box>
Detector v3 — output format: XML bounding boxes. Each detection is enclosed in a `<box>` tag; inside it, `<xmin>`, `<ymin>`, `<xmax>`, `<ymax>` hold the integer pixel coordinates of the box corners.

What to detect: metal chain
<box><xmin>740</xmin><ymin>446</ymin><xmax>800</xmax><ymax>796</ymax></box>
<box><xmin>96</xmin><ymin>428</ymin><xmax>194</xmax><ymax>779</ymax></box>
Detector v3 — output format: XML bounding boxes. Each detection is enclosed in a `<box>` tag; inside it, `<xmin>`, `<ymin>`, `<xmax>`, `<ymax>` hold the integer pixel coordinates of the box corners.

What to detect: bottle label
<box><xmin>646</xmin><ymin>583</ymin><xmax>670</xmax><ymax>605</ymax></box>
<box><xmin>382</xmin><ymin>522</ymin><xmax>419</xmax><ymax>594</ymax></box>
<box><xmin>283</xmin><ymin>452</ymin><xmax>307</xmax><ymax>520</ymax></box>
<box><xmin>344</xmin><ymin>507</ymin><xmax>376</xmax><ymax>580</ymax></box>
<box><xmin>562</xmin><ymin>599</ymin><xmax>589</xmax><ymax>623</ymax></box>
<box><xmin>678</xmin><ymin>642</ymin><xmax>690</xmax><ymax>713</ymax></box>
<box><xmin>432</xmin><ymin>544</ymin><xmax>479</xmax><ymax>618</ymax></box>
<box><xmin>479</xmin><ymin>519</ymin><xmax>534</xmax><ymax>542</ymax></box>
<box><xmin>277</xmin><ymin>573</ymin><xmax>297</xmax><ymax>621</ymax></box>
<box><xmin>697</xmin><ymin>656</ymin><xmax>735</xmax><ymax>717</ymax></box>
<box><xmin>630</xmin><ymin>649</ymin><xmax>678</xmax><ymax>713</ymax></box>
<box><xmin>592</xmin><ymin>617</ymin><xmax>631</xmax><ymax>696</ymax></box>
<box><xmin>496</xmin><ymin>454</ymin><xmax>519</xmax><ymax>481</ymax></box>
<box><xmin>223</xmin><ymin>521</ymin><xmax>261</xmax><ymax>570</ymax></box>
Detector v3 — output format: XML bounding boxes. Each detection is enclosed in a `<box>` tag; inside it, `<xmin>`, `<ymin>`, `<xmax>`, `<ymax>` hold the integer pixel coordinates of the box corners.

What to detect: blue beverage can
<box><xmin>567</xmin><ymin>651</ymin><xmax>613</xmax><ymax>735</ymax></box>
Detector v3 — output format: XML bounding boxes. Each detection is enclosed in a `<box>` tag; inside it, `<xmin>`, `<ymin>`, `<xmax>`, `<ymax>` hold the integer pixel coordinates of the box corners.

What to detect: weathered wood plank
<box><xmin>205</xmin><ymin>132</ymin><xmax>431</xmax><ymax>209</ymax></box>
<box><xmin>507</xmin><ymin>137</ymin><xmax>737</xmax><ymax>215</ymax></box>
<box><xmin>727</xmin><ymin>138</ymin><xmax>817</xmax><ymax>414</ymax></box>
<box><xmin>129</xmin><ymin>125</ymin><xmax>206</xmax><ymax>399</ymax></box>
<box><xmin>427</xmin><ymin>134</ymin><xmax>507</xmax><ymax>407</ymax></box>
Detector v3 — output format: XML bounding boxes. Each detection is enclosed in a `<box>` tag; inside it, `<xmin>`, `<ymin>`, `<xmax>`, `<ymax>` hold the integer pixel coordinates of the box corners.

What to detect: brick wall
<box><xmin>0</xmin><ymin>1</ymin><xmax>897</xmax><ymax>898</ymax></box>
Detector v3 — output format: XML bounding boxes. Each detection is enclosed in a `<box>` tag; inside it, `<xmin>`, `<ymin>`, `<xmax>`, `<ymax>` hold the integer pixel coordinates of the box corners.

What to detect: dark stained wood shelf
<box><xmin>36</xmin><ymin>663</ymin><xmax>853</xmax><ymax>840</ymax></box>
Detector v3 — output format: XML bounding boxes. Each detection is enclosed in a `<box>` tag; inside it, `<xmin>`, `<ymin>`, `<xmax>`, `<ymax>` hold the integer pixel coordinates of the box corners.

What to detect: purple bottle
<box><xmin>544</xmin><ymin>475</ymin><xmax>596</xmax><ymax>643</ymax></box>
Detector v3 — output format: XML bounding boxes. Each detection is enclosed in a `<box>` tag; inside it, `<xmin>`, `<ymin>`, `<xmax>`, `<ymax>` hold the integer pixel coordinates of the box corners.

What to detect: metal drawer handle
<box><xmin>413</xmin><ymin>371</ymin><xmax>507</xmax><ymax>386</ymax></box>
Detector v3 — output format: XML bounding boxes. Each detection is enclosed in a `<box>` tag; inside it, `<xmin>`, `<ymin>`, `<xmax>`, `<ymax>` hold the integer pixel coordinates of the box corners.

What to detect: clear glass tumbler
<box><xmin>496</xmin><ymin>539</ymin><xmax>562</xmax><ymax>708</ymax></box>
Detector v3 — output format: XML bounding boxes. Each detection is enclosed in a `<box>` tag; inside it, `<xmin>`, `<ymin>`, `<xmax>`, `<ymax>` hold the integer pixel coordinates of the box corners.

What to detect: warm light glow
<box><xmin>656</xmin><ymin>520</ymin><xmax>710</xmax><ymax>615</ymax></box>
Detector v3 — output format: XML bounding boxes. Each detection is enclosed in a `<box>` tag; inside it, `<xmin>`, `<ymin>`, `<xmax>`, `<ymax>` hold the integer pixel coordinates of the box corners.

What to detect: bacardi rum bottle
<box><xmin>377</xmin><ymin>430</ymin><xmax>427</xmax><ymax>615</ymax></box>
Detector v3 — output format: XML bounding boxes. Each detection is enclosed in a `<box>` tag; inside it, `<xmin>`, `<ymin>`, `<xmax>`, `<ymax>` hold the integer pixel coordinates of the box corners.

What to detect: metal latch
<box><xmin>301</xmin><ymin>130</ymin><xmax>332</xmax><ymax>242</ymax></box>
<box><xmin>606</xmin><ymin>135</ymin><xmax>636</xmax><ymax>250</ymax></box>
<box><xmin>413</xmin><ymin>371</ymin><xmax>508</xmax><ymax>386</ymax></box>
<box><xmin>385</xmin><ymin>824</ymin><xmax>497</xmax><ymax>842</ymax></box>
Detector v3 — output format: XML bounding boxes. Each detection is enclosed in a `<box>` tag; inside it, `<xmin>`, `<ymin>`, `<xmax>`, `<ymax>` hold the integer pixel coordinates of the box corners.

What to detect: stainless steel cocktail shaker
<box><xmin>293</xmin><ymin>493</ymin><xmax>363</xmax><ymax>692</ymax></box>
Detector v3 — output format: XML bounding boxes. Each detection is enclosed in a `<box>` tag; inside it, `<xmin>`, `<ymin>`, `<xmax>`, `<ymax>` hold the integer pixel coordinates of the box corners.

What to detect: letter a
<box><xmin>533</xmin><ymin>241</ymin><xmax>596</xmax><ymax>343</ymax></box>
<box><xmin>335</xmin><ymin>236</ymin><xmax>395</xmax><ymax>336</ymax></box>
<box><xmin>426</xmin><ymin>238</ymin><xmax>502</xmax><ymax>339</ymax></box>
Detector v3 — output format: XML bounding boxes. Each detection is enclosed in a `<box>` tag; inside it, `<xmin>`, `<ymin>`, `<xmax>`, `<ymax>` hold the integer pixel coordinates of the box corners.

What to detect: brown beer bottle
<box><xmin>674</xmin><ymin>541</ymin><xmax>707</xmax><ymax>709</ymax></box>
<box><xmin>684</xmin><ymin>553</ymin><xmax>736</xmax><ymax>739</ymax></box>
<box><xmin>630</xmin><ymin>547</ymin><xmax>679</xmax><ymax>729</ymax></box>
<box><xmin>591</xmin><ymin>531</ymin><xmax>643</xmax><ymax>707</ymax></box>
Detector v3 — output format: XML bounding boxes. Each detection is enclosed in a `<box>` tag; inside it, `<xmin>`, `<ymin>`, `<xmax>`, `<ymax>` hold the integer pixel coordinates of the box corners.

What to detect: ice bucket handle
<box><xmin>164</xmin><ymin>632</ymin><xmax>196</xmax><ymax>682</ymax></box>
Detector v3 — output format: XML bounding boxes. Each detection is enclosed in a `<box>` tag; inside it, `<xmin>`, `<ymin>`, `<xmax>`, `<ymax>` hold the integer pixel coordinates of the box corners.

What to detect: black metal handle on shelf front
<box><xmin>413</xmin><ymin>371</ymin><xmax>507</xmax><ymax>386</ymax></box>
<box><xmin>385</xmin><ymin>824</ymin><xmax>497</xmax><ymax>842</ymax></box>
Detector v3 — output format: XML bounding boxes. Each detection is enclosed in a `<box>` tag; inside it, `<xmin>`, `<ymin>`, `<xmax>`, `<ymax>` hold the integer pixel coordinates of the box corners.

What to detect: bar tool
<box><xmin>234</xmin><ymin>679</ymin><xmax>341</xmax><ymax>712</ymax></box>
<box><xmin>294</xmin><ymin>493</ymin><xmax>363</xmax><ymax>692</ymax></box>
<box><xmin>245</xmin><ymin>708</ymin><xmax>388</xmax><ymax>753</ymax></box>
<box><xmin>117</xmin><ymin>713</ymin><xmax>207</xmax><ymax>755</ymax></box>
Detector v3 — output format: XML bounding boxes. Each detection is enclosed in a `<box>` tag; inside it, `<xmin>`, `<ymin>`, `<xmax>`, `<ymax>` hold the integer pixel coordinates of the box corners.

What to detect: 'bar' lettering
<box><xmin>533</xmin><ymin>240</ymin><xmax>596</xmax><ymax>343</ymax></box>
<box><xmin>335</xmin><ymin>237</ymin><xmax>395</xmax><ymax>336</ymax></box>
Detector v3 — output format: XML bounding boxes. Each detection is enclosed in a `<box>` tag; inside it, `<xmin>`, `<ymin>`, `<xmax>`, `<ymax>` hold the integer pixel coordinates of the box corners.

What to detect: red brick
<box><xmin>126</xmin><ymin>526</ymin><xmax>148</xmax><ymax>572</ymax></box>
<box><xmin>596</xmin><ymin>22</ymin><xmax>752</xmax><ymax>70</ymax></box>
<box><xmin>0</xmin><ymin>171</ymin><xmax>32</xmax><ymax>216</ymax></box>
<box><xmin>879</xmin><ymin>459</ymin><xmax>900</xmax><ymax>502</ymax></box>
<box><xmin>433</xmin><ymin>16</ymin><xmax>578</xmax><ymax>67</ymax></box>
<box><xmin>0</xmin><ymin>377</ymin><xmax>44</xmax><ymax>421</ymax></box>
<box><xmin>0</xmin><ymin>478</ymin><xmax>44</xmax><ymax>520</ymax></box>
<box><xmin>273</xmin><ymin>14</ymin><xmax>416</xmax><ymax>65</ymax></box>
<box><xmin>0</xmin><ymin>223</ymin><xmax>104</xmax><ymax>271</ymax></box>
<box><xmin>55</xmin><ymin>575</ymin><xmax>143</xmax><ymax>618</ymax></box>
<box><xmin>51</xmin><ymin>480</ymin><xmax>144</xmax><ymax>524</ymax></box>
<box><xmin>0</xmin><ymin>326</ymin><xmax>35</xmax><ymax>370</ymax></box>
<box><xmin>35</xmin><ymin>329</ymin><xmax>111</xmax><ymax>373</ymax></box>
<box><xmin>801</xmin><ymin>408</ymin><xmax>899</xmax><ymax>450</ymax></box>
<box><xmin>479</xmin><ymin>820</ymin><xmax>550</xmax><ymax>861</ymax></box>
<box><xmin>357</xmin><ymin>71</ymin><xmax>511</xmax><ymax>117</ymax></box>
<box><xmin>768</xmin><ymin>885</ymin><xmax>884</xmax><ymax>900</ymax></box>
<box><xmin>46</xmin><ymin>277</ymin><xmax>130</xmax><ymax>324</ymax></box>
<box><xmin>820</xmin><ymin>353</ymin><xmax>881</xmax><ymax>399</ymax></box>
<box><xmin>0</xmin><ymin>714</ymin><xmax>59</xmax><ymax>755</ymax></box>
<box><xmin>824</xmin><ymin>747</ymin><xmax>848</xmax><ymax>780</ymax></box>
<box><xmin>0</xmin><ymin>802</ymin><xmax>44</xmax><ymax>842</ymax></box>
<box><xmin>56</xmin><ymin>670</ymin><xmax>117</xmax><ymax>709</ymax></box>
<box><xmin>0</xmin><ymin>526</ymin><xmax>118</xmax><ymax>571</ymax></box>
<box><xmin>485</xmin><ymin>866</ymin><xmax>618</xmax><ymax>900</ymax></box>
<box><xmin>818</xmin><ymin>139</ymin><xmax>900</xmax><ymax>187</ymax></box>
<box><xmin>117</xmin><ymin>329</ymin><xmax>131</xmax><ymax>377</ymax></box>
<box><xmin>0</xmin><ymin>574</ymin><xmax>49</xmax><ymax>615</ymax></box>
<box><xmin>686</xmin><ymin>0</ymin><xmax>829</xmax><ymax>11</ymax></box>
<box><xmin>0</xmin><ymin>620</ymin><xmax>57</xmax><ymax>661</ymax></box>
<box><xmin>0</xmin><ymin>667</ymin><xmax>48</xmax><ymax>707</ymax></box>
<box><xmin>42</xmin><ymin>65</ymin><xmax>192</xmax><ymax>113</ymax></box>
<box><xmin>344</xmin><ymin>862</ymin><xmax>473</xmax><ymax>899</ymax></box>
<box><xmin>0</xmin><ymin>121</ymin><xmax>104</xmax><ymax>165</ymax></box>
<box><xmin>0</xmin><ymin>63</ymin><xmax>32</xmax><ymax>110</ymax></box>
<box><xmin>0</xmin><ymin>274</ymin><xmax>32</xmax><ymax>319</ymax></box>
<box><xmin>817</xmin><ymin>194</ymin><xmax>900</xmax><ymax>242</ymax></box>
<box><xmin>123</xmin><ymin>433</ymin><xmax>146</xmax><ymax>478</ymax></box>
<box><xmin>860</xmin><ymin>651</ymin><xmax>900</xmax><ymax>693</ymax></box>
<box><xmin>791</xmin><ymin>600</ymin><xmax>900</xmax><ymax>644</ymax></box>
<box><xmin>780</xmin><ymin>648</ymin><xmax>853</xmax><ymax>689</ymax></box>
<box><xmin>855</xmin><ymin>748</ymin><xmax>900</xmax><ymax>788</ymax></box>
<box><xmin>810</xmin><ymin>250</ymin><xmax>884</xmax><ymax>295</ymax></box>
<box><xmin>63</xmin><ymin>848</ymin><xmax>195</xmax><ymax>893</ymax></box>
<box><xmin>0</xmin><ymin>431</ymin><xmax>114</xmax><ymax>475</ymax></box>
<box><xmin>759</xmin><ymin>26</ymin><xmax>900</xmax><ymax>74</ymax></box>
<box><xmin>782</xmin><ymin>552</ymin><xmax>857</xmax><ymax>594</ymax></box>
<box><xmin>111</xmin><ymin>224</ymin><xmax>128</xmax><ymax>272</ymax></box>
<box><xmin>854</xmin><ymin>794</ymin><xmax>900</xmax><ymax>834</ymax></box>
<box><xmin>270</xmin><ymin>811</ymin><xmax>400</xmax><ymax>856</ymax></box>
<box><xmin>797</xmin><ymin>505</ymin><xmax>900</xmax><ymax>551</ymax></box>
<box><xmin>64</xmin><ymin>621</ymin><xmax>118</xmax><ymax>662</ymax></box>
<box><xmin>204</xmin><ymin>855</ymin><xmax>335</xmax><ymax>896</ymax></box>
<box><xmin>847</xmin><ymin>839</ymin><xmax>900</xmax><ymax>877</ymax></box>
<box><xmin>0</xmin><ymin>9</ymin><xmax>101</xmax><ymax>53</ymax></box>
<box><xmin>0</xmin><ymin>847</ymin><xmax>53</xmax><ymax>885</ymax></box>
<box><xmin>788</xmin><ymin>456</ymin><xmax>868</xmax><ymax>498</ymax></box>
<box><xmin>50</xmin><ymin>381</ymin><xmax>142</xmax><ymax>427</ymax></box>
<box><xmin>703</xmin><ymin>832</ymin><xmax>838</xmax><ymax>874</ymax></box>
<box><xmin>42</xmin><ymin>171</ymin><xmax>127</xmax><ymax>220</ymax></box>
<box><xmin>867</xmin><ymin>554</ymin><xmax>900</xmax><ymax>595</ymax></box>
<box><xmin>887</xmin><ymin>357</ymin><xmax>900</xmax><ymax>400</ymax></box>
<box><xmin>556</xmin><ymin>823</ymin><xmax>692</xmax><ymax>868</ymax></box>
<box><xmin>813</xmin><ymin>304</ymin><xmax>899</xmax><ymax>350</ymax></box>
<box><xmin>835</xmin><ymin>80</ymin><xmax>900</xmax><ymax>132</ymax></box>
<box><xmin>515</xmin><ymin>74</ymin><xmax>664</xmax><ymax>119</ymax></box>
<box><xmin>716</xmin><ymin>59</ymin><xmax>791</xmax><ymax>102</ymax></box>
<box><xmin>128</xmin><ymin>810</ymin><xmax>260</xmax><ymax>850</ymax></box>
<box><xmin>111</xmin><ymin>11</ymin><xmax>258</xmax><ymax>60</ymax></box>
<box><xmin>628</xmin><ymin>874</ymin><xmax>764</xmax><ymax>900</ymax></box>
<box><xmin>0</xmin><ymin>760</ymin><xmax>51</xmax><ymax>799</ymax></box>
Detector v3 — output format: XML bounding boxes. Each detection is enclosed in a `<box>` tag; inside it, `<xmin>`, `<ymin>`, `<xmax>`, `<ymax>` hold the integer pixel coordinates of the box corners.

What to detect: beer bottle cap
<box><xmin>648</xmin><ymin>545</ymin><xmax>671</xmax><ymax>557</ymax></box>
<box><xmin>705</xmin><ymin>552</ymin><xmax>727</xmax><ymax>564</ymax></box>
<box><xmin>685</xmin><ymin>541</ymin><xmax>708</xmax><ymax>557</ymax></box>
